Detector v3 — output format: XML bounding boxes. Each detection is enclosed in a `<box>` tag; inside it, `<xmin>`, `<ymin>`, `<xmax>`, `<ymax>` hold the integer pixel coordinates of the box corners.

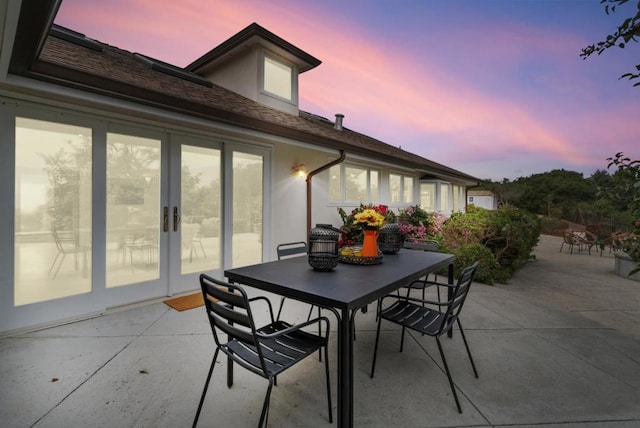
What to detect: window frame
<box><xmin>388</xmin><ymin>171</ymin><xmax>415</xmax><ymax>206</ymax></box>
<box><xmin>419</xmin><ymin>179</ymin><xmax>467</xmax><ymax>214</ymax></box>
<box><xmin>328</xmin><ymin>162</ymin><xmax>381</xmax><ymax>205</ymax></box>
<box><xmin>261</xmin><ymin>52</ymin><xmax>296</xmax><ymax>103</ymax></box>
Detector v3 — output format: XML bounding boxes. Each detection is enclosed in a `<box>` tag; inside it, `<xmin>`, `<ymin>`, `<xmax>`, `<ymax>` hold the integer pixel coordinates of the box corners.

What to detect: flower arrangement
<box><xmin>338</xmin><ymin>204</ymin><xmax>392</xmax><ymax>247</ymax></box>
<box><xmin>353</xmin><ymin>208</ymin><xmax>385</xmax><ymax>229</ymax></box>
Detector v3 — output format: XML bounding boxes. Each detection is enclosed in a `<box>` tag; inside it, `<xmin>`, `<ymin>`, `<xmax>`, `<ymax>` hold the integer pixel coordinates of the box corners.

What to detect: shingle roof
<box><xmin>32</xmin><ymin>25</ymin><xmax>478</xmax><ymax>184</ymax></box>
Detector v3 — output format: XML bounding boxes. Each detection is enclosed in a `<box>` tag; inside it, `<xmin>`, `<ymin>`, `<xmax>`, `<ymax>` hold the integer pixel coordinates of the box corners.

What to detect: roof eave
<box><xmin>185</xmin><ymin>22</ymin><xmax>321</xmax><ymax>74</ymax></box>
<box><xmin>20</xmin><ymin>60</ymin><xmax>478</xmax><ymax>184</ymax></box>
<box><xmin>8</xmin><ymin>0</ymin><xmax>60</xmax><ymax>74</ymax></box>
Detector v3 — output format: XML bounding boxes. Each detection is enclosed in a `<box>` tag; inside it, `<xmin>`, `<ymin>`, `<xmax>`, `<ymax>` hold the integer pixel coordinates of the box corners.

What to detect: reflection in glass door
<box><xmin>105</xmin><ymin>133</ymin><xmax>161</xmax><ymax>288</ymax></box>
<box><xmin>14</xmin><ymin>117</ymin><xmax>93</xmax><ymax>306</ymax></box>
<box><xmin>180</xmin><ymin>144</ymin><xmax>221</xmax><ymax>275</ymax></box>
<box><xmin>232</xmin><ymin>151</ymin><xmax>263</xmax><ymax>268</ymax></box>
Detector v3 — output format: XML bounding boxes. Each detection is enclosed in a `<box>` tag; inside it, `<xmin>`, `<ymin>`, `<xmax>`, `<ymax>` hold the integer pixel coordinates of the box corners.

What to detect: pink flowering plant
<box><xmin>398</xmin><ymin>205</ymin><xmax>445</xmax><ymax>241</ymax></box>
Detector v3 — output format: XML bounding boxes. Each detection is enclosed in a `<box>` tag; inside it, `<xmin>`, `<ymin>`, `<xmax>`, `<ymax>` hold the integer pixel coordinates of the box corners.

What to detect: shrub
<box><xmin>440</xmin><ymin>205</ymin><xmax>541</xmax><ymax>284</ymax></box>
<box><xmin>448</xmin><ymin>243</ymin><xmax>504</xmax><ymax>284</ymax></box>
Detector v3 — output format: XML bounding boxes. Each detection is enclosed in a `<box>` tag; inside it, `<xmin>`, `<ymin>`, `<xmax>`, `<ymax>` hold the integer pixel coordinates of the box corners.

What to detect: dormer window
<box><xmin>185</xmin><ymin>23</ymin><xmax>321</xmax><ymax>115</ymax></box>
<box><xmin>262</xmin><ymin>54</ymin><xmax>294</xmax><ymax>101</ymax></box>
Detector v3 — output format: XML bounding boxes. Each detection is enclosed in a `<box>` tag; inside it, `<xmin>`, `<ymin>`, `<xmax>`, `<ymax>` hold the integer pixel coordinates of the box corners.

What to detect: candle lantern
<box><xmin>308</xmin><ymin>224</ymin><xmax>340</xmax><ymax>271</ymax></box>
<box><xmin>377</xmin><ymin>221</ymin><xmax>403</xmax><ymax>254</ymax></box>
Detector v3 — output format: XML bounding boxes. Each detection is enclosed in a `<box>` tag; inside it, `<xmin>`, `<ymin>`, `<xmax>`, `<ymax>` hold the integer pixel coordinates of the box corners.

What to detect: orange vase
<box><xmin>361</xmin><ymin>229</ymin><xmax>379</xmax><ymax>257</ymax></box>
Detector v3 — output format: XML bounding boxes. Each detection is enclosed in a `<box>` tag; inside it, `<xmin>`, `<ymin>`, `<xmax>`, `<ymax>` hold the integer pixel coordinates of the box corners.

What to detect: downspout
<box><xmin>306</xmin><ymin>150</ymin><xmax>346</xmax><ymax>240</ymax></box>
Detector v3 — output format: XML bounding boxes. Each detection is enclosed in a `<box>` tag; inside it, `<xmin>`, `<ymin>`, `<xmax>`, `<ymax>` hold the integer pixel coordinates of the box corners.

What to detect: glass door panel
<box><xmin>180</xmin><ymin>145</ymin><xmax>221</xmax><ymax>275</ymax></box>
<box><xmin>14</xmin><ymin>117</ymin><xmax>93</xmax><ymax>306</ymax></box>
<box><xmin>105</xmin><ymin>133</ymin><xmax>161</xmax><ymax>288</ymax></box>
<box><xmin>232</xmin><ymin>151</ymin><xmax>263</xmax><ymax>267</ymax></box>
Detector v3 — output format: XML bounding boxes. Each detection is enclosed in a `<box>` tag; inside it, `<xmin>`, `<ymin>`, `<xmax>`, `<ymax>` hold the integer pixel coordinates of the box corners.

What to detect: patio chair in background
<box><xmin>579</xmin><ymin>231</ymin><xmax>598</xmax><ymax>255</ymax></box>
<box><xmin>400</xmin><ymin>238</ymin><xmax>442</xmax><ymax>301</ymax></box>
<box><xmin>193</xmin><ymin>274</ymin><xmax>332</xmax><ymax>428</ymax></box>
<box><xmin>182</xmin><ymin>223</ymin><xmax>206</xmax><ymax>262</ymax></box>
<box><xmin>274</xmin><ymin>242</ymin><xmax>309</xmax><ymax>320</ymax></box>
<box><xmin>49</xmin><ymin>227</ymin><xmax>89</xmax><ymax>279</ymax></box>
<box><xmin>370</xmin><ymin>261</ymin><xmax>479</xmax><ymax>413</ymax></box>
<box><xmin>559</xmin><ymin>230</ymin><xmax>581</xmax><ymax>254</ymax></box>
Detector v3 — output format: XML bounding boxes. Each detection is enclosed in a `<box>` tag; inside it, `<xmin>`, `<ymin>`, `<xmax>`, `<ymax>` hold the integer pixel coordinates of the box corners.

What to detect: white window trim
<box><xmin>388</xmin><ymin>171</ymin><xmax>416</xmax><ymax>207</ymax></box>
<box><xmin>419</xmin><ymin>179</ymin><xmax>467</xmax><ymax>214</ymax></box>
<box><xmin>328</xmin><ymin>162</ymin><xmax>381</xmax><ymax>205</ymax></box>
<box><xmin>260</xmin><ymin>51</ymin><xmax>298</xmax><ymax>105</ymax></box>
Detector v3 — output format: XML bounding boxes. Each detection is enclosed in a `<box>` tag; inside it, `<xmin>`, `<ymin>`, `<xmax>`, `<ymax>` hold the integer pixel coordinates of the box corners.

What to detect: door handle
<box><xmin>173</xmin><ymin>206</ymin><xmax>180</xmax><ymax>232</ymax></box>
<box><xmin>163</xmin><ymin>206</ymin><xmax>169</xmax><ymax>232</ymax></box>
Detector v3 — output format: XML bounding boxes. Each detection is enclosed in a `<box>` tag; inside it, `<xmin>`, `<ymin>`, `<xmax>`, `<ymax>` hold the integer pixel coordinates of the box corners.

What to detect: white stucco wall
<box><xmin>468</xmin><ymin>195</ymin><xmax>496</xmax><ymax>210</ymax></box>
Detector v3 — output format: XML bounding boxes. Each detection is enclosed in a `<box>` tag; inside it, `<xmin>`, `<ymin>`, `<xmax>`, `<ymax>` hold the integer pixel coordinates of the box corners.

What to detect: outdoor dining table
<box><xmin>224</xmin><ymin>249</ymin><xmax>455</xmax><ymax>428</ymax></box>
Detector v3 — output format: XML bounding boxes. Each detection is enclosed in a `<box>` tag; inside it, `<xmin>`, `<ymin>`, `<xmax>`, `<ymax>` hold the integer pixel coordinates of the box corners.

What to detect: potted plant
<box><xmin>608</xmin><ymin>153</ymin><xmax>640</xmax><ymax>279</ymax></box>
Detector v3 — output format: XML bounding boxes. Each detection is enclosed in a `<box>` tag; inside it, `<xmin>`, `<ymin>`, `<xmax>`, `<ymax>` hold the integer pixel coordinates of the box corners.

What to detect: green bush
<box><xmin>449</xmin><ymin>243</ymin><xmax>504</xmax><ymax>284</ymax></box>
<box><xmin>440</xmin><ymin>205</ymin><xmax>541</xmax><ymax>284</ymax></box>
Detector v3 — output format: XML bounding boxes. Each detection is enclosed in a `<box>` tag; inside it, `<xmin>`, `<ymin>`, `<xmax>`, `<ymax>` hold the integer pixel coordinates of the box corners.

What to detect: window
<box><xmin>329</xmin><ymin>163</ymin><xmax>379</xmax><ymax>203</ymax></box>
<box><xmin>452</xmin><ymin>185</ymin><xmax>464</xmax><ymax>212</ymax></box>
<box><xmin>440</xmin><ymin>183</ymin><xmax>450</xmax><ymax>212</ymax></box>
<box><xmin>263</xmin><ymin>56</ymin><xmax>292</xmax><ymax>101</ymax></box>
<box><xmin>419</xmin><ymin>182</ymin><xmax>436</xmax><ymax>211</ymax></box>
<box><xmin>420</xmin><ymin>180</ymin><xmax>465</xmax><ymax>214</ymax></box>
<box><xmin>389</xmin><ymin>173</ymin><xmax>414</xmax><ymax>204</ymax></box>
<box><xmin>106</xmin><ymin>133</ymin><xmax>161</xmax><ymax>287</ymax></box>
<box><xmin>14</xmin><ymin>117</ymin><xmax>92</xmax><ymax>305</ymax></box>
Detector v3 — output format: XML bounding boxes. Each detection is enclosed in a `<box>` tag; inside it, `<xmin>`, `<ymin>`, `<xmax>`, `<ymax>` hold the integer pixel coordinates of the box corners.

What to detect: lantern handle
<box><xmin>315</xmin><ymin>223</ymin><xmax>342</xmax><ymax>234</ymax></box>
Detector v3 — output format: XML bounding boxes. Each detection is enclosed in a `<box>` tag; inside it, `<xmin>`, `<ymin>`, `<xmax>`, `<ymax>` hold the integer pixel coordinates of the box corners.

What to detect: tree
<box><xmin>581</xmin><ymin>0</ymin><xmax>640</xmax><ymax>87</ymax></box>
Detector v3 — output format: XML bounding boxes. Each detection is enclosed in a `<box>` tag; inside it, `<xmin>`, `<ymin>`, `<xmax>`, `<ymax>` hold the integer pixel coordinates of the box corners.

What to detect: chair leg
<box><xmin>51</xmin><ymin>253</ymin><xmax>67</xmax><ymax>280</ymax></box>
<box><xmin>399</xmin><ymin>326</ymin><xmax>406</xmax><ymax>352</ymax></box>
<box><xmin>457</xmin><ymin>319</ymin><xmax>478</xmax><ymax>378</ymax></box>
<box><xmin>48</xmin><ymin>252</ymin><xmax>62</xmax><ymax>278</ymax></box>
<box><xmin>370</xmin><ymin>305</ymin><xmax>383</xmax><ymax>378</ymax></box>
<box><xmin>193</xmin><ymin>348</ymin><xmax>219</xmax><ymax>428</ymax></box>
<box><xmin>324</xmin><ymin>342</ymin><xmax>333</xmax><ymax>423</ymax></box>
<box><xmin>275</xmin><ymin>297</ymin><xmax>286</xmax><ymax>321</ymax></box>
<box><xmin>435</xmin><ymin>336</ymin><xmax>462</xmax><ymax>413</ymax></box>
<box><xmin>259</xmin><ymin>377</ymin><xmax>274</xmax><ymax>428</ymax></box>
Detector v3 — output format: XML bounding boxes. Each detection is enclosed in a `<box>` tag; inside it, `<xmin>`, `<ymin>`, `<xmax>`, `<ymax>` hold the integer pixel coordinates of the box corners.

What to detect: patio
<box><xmin>1</xmin><ymin>234</ymin><xmax>640</xmax><ymax>427</ymax></box>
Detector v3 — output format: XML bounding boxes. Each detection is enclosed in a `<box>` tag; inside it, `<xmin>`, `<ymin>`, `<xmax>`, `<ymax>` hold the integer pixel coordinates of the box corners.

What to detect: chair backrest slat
<box><xmin>200</xmin><ymin>274</ymin><xmax>259</xmax><ymax>349</ymax></box>
<box><xmin>203</xmin><ymin>281</ymin><xmax>248</xmax><ymax>309</ymax></box>
<box><xmin>277</xmin><ymin>242</ymin><xmax>308</xmax><ymax>260</ymax></box>
<box><xmin>209</xmin><ymin>298</ymin><xmax>252</xmax><ymax>328</ymax></box>
<box><xmin>438</xmin><ymin>261</ymin><xmax>478</xmax><ymax>334</ymax></box>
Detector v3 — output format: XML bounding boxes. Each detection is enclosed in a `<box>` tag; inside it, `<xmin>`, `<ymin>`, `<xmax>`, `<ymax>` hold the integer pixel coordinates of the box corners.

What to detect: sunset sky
<box><xmin>54</xmin><ymin>0</ymin><xmax>639</xmax><ymax>181</ymax></box>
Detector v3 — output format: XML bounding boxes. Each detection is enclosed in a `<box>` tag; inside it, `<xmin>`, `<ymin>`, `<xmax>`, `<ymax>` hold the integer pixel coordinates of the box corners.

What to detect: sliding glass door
<box><xmin>0</xmin><ymin>104</ymin><xmax>270</xmax><ymax>333</ymax></box>
<box><xmin>168</xmin><ymin>137</ymin><xmax>222</xmax><ymax>294</ymax></box>
<box><xmin>14</xmin><ymin>117</ymin><xmax>93</xmax><ymax>306</ymax></box>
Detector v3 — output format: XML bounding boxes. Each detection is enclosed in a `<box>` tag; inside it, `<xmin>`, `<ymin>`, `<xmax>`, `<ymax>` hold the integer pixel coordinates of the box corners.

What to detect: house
<box><xmin>467</xmin><ymin>189</ymin><xmax>498</xmax><ymax>210</ymax></box>
<box><xmin>0</xmin><ymin>1</ymin><xmax>478</xmax><ymax>334</ymax></box>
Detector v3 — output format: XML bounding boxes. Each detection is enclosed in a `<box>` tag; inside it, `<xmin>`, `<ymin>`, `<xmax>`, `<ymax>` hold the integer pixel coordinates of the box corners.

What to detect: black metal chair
<box><xmin>193</xmin><ymin>274</ymin><xmax>332</xmax><ymax>427</ymax></box>
<box><xmin>275</xmin><ymin>242</ymin><xmax>309</xmax><ymax>320</ymax></box>
<box><xmin>400</xmin><ymin>238</ymin><xmax>442</xmax><ymax>301</ymax></box>
<box><xmin>370</xmin><ymin>261</ymin><xmax>479</xmax><ymax>413</ymax></box>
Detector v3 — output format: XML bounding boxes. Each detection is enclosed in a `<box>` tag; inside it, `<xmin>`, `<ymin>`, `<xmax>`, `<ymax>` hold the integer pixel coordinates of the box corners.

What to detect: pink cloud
<box><xmin>54</xmin><ymin>0</ymin><xmax>639</xmax><ymax>180</ymax></box>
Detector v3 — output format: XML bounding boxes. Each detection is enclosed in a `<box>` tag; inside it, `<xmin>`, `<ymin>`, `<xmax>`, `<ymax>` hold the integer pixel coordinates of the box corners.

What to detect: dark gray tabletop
<box><xmin>225</xmin><ymin>250</ymin><xmax>455</xmax><ymax>311</ymax></box>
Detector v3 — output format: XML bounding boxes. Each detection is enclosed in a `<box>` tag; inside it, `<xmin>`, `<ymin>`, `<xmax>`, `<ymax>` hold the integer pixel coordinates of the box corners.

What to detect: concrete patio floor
<box><xmin>2</xmin><ymin>234</ymin><xmax>640</xmax><ymax>427</ymax></box>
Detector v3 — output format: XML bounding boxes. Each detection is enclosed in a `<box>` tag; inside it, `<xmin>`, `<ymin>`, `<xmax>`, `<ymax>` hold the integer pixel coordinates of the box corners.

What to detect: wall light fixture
<box><xmin>291</xmin><ymin>163</ymin><xmax>306</xmax><ymax>178</ymax></box>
